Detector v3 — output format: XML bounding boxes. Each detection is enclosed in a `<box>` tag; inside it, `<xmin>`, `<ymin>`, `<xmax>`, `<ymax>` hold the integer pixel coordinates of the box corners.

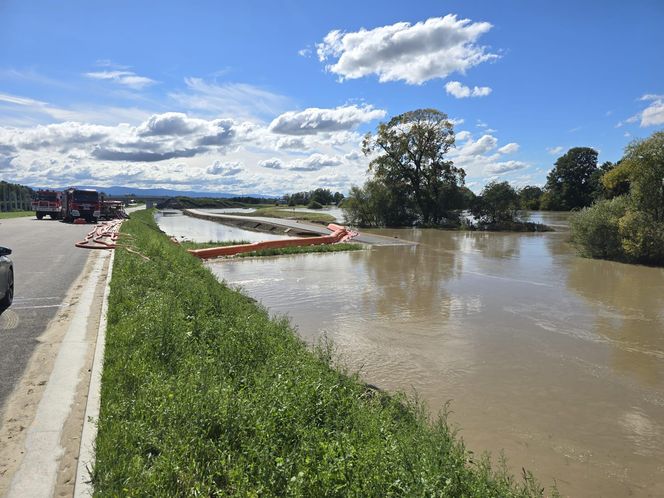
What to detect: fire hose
<box><xmin>75</xmin><ymin>220</ymin><xmax>123</xmax><ymax>249</ymax></box>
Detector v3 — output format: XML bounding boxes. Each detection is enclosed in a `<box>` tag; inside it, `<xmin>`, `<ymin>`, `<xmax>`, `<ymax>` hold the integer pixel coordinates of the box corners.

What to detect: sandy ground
<box><xmin>0</xmin><ymin>250</ymin><xmax>109</xmax><ymax>497</ymax></box>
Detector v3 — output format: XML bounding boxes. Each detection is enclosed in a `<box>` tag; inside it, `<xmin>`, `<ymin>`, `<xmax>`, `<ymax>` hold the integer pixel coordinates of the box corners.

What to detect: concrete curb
<box><xmin>73</xmin><ymin>250</ymin><xmax>114</xmax><ymax>497</ymax></box>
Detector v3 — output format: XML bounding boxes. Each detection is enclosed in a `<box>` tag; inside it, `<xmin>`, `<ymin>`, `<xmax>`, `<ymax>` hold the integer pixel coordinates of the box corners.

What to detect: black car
<box><xmin>0</xmin><ymin>246</ymin><xmax>13</xmax><ymax>311</ymax></box>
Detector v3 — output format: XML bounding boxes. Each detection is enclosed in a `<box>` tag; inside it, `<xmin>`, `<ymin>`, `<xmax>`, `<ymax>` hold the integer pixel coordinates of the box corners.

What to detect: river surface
<box><xmin>157</xmin><ymin>211</ymin><xmax>664</xmax><ymax>497</ymax></box>
<box><xmin>155</xmin><ymin>210</ymin><xmax>290</xmax><ymax>242</ymax></box>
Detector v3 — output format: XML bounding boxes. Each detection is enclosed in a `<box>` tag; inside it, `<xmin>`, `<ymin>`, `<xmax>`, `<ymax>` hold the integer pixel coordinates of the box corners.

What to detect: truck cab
<box><xmin>62</xmin><ymin>188</ymin><xmax>101</xmax><ymax>223</ymax></box>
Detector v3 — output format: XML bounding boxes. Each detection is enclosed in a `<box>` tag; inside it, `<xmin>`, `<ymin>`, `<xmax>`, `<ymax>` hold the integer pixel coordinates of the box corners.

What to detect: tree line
<box><xmin>0</xmin><ymin>181</ymin><xmax>34</xmax><ymax>212</ymax></box>
<box><xmin>341</xmin><ymin>108</ymin><xmax>660</xmax><ymax>236</ymax></box>
<box><xmin>283</xmin><ymin>188</ymin><xmax>344</xmax><ymax>209</ymax></box>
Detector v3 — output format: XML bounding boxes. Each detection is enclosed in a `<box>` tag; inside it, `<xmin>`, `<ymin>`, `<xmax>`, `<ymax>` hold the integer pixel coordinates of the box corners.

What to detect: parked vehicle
<box><xmin>100</xmin><ymin>200</ymin><xmax>128</xmax><ymax>220</ymax></box>
<box><xmin>62</xmin><ymin>188</ymin><xmax>101</xmax><ymax>223</ymax></box>
<box><xmin>0</xmin><ymin>246</ymin><xmax>13</xmax><ymax>311</ymax></box>
<box><xmin>31</xmin><ymin>189</ymin><xmax>63</xmax><ymax>220</ymax></box>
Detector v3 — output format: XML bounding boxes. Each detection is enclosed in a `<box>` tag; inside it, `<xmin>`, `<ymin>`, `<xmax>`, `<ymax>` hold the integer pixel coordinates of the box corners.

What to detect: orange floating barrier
<box><xmin>187</xmin><ymin>224</ymin><xmax>358</xmax><ymax>259</ymax></box>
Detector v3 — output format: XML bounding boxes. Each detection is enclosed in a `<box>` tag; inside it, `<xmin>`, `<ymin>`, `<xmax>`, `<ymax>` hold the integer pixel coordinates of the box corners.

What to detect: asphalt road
<box><xmin>0</xmin><ymin>216</ymin><xmax>92</xmax><ymax>410</ymax></box>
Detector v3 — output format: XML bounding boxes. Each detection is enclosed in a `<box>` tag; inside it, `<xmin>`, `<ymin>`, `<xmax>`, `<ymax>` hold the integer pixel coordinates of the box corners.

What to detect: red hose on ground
<box><xmin>75</xmin><ymin>220</ymin><xmax>123</xmax><ymax>250</ymax></box>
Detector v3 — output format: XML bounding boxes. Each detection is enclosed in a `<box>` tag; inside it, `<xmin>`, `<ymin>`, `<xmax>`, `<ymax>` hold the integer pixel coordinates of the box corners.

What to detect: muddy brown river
<box><xmin>160</xmin><ymin>211</ymin><xmax>664</xmax><ymax>497</ymax></box>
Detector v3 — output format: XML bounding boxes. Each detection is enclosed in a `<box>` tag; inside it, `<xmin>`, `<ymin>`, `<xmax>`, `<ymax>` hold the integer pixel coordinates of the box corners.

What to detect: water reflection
<box><xmin>566</xmin><ymin>257</ymin><xmax>664</xmax><ymax>387</ymax></box>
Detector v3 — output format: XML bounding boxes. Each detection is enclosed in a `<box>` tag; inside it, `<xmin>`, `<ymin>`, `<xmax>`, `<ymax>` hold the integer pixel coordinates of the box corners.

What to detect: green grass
<box><xmin>238</xmin><ymin>206</ymin><xmax>336</xmax><ymax>225</ymax></box>
<box><xmin>0</xmin><ymin>210</ymin><xmax>34</xmax><ymax>219</ymax></box>
<box><xmin>182</xmin><ymin>240</ymin><xmax>363</xmax><ymax>258</ymax></box>
<box><xmin>94</xmin><ymin>209</ymin><xmax>552</xmax><ymax>497</ymax></box>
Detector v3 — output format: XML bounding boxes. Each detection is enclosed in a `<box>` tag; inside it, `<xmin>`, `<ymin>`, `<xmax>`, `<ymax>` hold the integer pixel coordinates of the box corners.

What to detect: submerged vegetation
<box><xmin>94</xmin><ymin>209</ymin><xmax>550</xmax><ymax>496</ymax></box>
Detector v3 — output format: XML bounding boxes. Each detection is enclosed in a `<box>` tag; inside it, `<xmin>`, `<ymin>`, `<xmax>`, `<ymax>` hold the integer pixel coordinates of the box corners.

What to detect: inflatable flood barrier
<box><xmin>187</xmin><ymin>224</ymin><xmax>357</xmax><ymax>259</ymax></box>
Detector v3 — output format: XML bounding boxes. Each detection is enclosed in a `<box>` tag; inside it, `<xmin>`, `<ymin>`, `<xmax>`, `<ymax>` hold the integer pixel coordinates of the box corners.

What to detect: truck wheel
<box><xmin>36</xmin><ymin>212</ymin><xmax>44</xmax><ymax>220</ymax></box>
<box><xmin>1</xmin><ymin>269</ymin><xmax>13</xmax><ymax>310</ymax></box>
<box><xmin>50</xmin><ymin>213</ymin><xmax>60</xmax><ymax>220</ymax></box>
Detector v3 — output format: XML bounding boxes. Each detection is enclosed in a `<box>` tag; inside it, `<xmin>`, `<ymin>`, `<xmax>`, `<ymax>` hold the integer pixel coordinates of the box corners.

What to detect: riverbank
<box><xmin>93</xmin><ymin>209</ymin><xmax>548</xmax><ymax>496</ymax></box>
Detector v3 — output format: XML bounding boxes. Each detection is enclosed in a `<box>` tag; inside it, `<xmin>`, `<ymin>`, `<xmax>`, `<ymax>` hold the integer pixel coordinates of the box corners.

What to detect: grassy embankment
<box><xmin>181</xmin><ymin>239</ymin><xmax>363</xmax><ymax>258</ymax></box>
<box><xmin>0</xmin><ymin>210</ymin><xmax>34</xmax><ymax>219</ymax></box>
<box><xmin>236</xmin><ymin>206</ymin><xmax>336</xmax><ymax>225</ymax></box>
<box><xmin>94</xmin><ymin>209</ymin><xmax>550</xmax><ymax>496</ymax></box>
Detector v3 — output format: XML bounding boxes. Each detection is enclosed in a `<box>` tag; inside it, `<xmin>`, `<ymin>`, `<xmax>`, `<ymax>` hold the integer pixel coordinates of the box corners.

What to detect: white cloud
<box><xmin>316</xmin><ymin>14</ymin><xmax>498</xmax><ymax>84</ymax></box>
<box><xmin>445</xmin><ymin>81</ymin><xmax>492</xmax><ymax>98</ymax></box>
<box><xmin>170</xmin><ymin>78</ymin><xmax>291</xmax><ymax>119</ymax></box>
<box><xmin>458</xmin><ymin>134</ymin><xmax>498</xmax><ymax>156</ymax></box>
<box><xmin>289</xmin><ymin>153</ymin><xmax>343</xmax><ymax>171</ymax></box>
<box><xmin>85</xmin><ymin>70</ymin><xmax>156</xmax><ymax>89</ymax></box>
<box><xmin>485</xmin><ymin>160</ymin><xmax>528</xmax><ymax>174</ymax></box>
<box><xmin>455</xmin><ymin>130</ymin><xmax>472</xmax><ymax>141</ymax></box>
<box><xmin>269</xmin><ymin>104</ymin><xmax>386</xmax><ymax>135</ymax></box>
<box><xmin>207</xmin><ymin>161</ymin><xmax>243</xmax><ymax>176</ymax></box>
<box><xmin>546</xmin><ymin>146</ymin><xmax>564</xmax><ymax>155</ymax></box>
<box><xmin>639</xmin><ymin>94</ymin><xmax>664</xmax><ymax>127</ymax></box>
<box><xmin>258</xmin><ymin>158</ymin><xmax>284</xmax><ymax>170</ymax></box>
<box><xmin>498</xmin><ymin>142</ymin><xmax>519</xmax><ymax>154</ymax></box>
<box><xmin>298</xmin><ymin>47</ymin><xmax>312</xmax><ymax>58</ymax></box>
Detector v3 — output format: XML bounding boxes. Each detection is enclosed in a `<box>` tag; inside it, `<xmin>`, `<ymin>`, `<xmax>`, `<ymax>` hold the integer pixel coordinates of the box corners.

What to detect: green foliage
<box><xmin>543</xmin><ymin>147</ymin><xmax>598</xmax><ymax>210</ymax></box>
<box><xmin>570</xmin><ymin>197</ymin><xmax>629</xmax><ymax>260</ymax></box>
<box><xmin>343</xmin><ymin>180</ymin><xmax>417</xmax><ymax>227</ymax></box>
<box><xmin>284</xmin><ymin>189</ymin><xmax>344</xmax><ymax>207</ymax></box>
<box><xmin>619</xmin><ymin>131</ymin><xmax>664</xmax><ymax>221</ymax></box>
<box><xmin>570</xmin><ymin>131</ymin><xmax>664</xmax><ymax>265</ymax></box>
<box><xmin>360</xmin><ymin>109</ymin><xmax>466</xmax><ymax>226</ymax></box>
<box><xmin>94</xmin><ymin>209</ymin><xmax>549</xmax><ymax>497</ymax></box>
<box><xmin>518</xmin><ymin>186</ymin><xmax>543</xmax><ymax>210</ymax></box>
<box><xmin>307</xmin><ymin>200</ymin><xmax>323</xmax><ymax>210</ymax></box>
<box><xmin>0</xmin><ymin>181</ymin><xmax>34</xmax><ymax>212</ymax></box>
<box><xmin>471</xmin><ymin>181</ymin><xmax>519</xmax><ymax>224</ymax></box>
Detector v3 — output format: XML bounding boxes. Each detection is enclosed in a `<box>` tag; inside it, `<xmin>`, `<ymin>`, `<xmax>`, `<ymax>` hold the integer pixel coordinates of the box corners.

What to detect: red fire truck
<box><xmin>62</xmin><ymin>188</ymin><xmax>101</xmax><ymax>223</ymax></box>
<box><xmin>31</xmin><ymin>189</ymin><xmax>63</xmax><ymax>220</ymax></box>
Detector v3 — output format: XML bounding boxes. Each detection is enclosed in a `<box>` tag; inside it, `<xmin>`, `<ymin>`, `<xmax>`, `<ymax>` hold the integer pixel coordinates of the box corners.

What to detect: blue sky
<box><xmin>1</xmin><ymin>0</ymin><xmax>663</xmax><ymax>194</ymax></box>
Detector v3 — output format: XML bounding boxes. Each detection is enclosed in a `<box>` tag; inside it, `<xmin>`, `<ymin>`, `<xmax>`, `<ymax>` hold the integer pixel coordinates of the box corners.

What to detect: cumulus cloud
<box><xmin>639</xmin><ymin>94</ymin><xmax>664</xmax><ymax>127</ymax></box>
<box><xmin>445</xmin><ymin>81</ymin><xmax>492</xmax><ymax>98</ymax></box>
<box><xmin>316</xmin><ymin>14</ymin><xmax>498</xmax><ymax>84</ymax></box>
<box><xmin>289</xmin><ymin>153</ymin><xmax>343</xmax><ymax>171</ymax></box>
<box><xmin>258</xmin><ymin>158</ymin><xmax>284</xmax><ymax>170</ymax></box>
<box><xmin>269</xmin><ymin>104</ymin><xmax>386</xmax><ymax>135</ymax></box>
<box><xmin>546</xmin><ymin>146</ymin><xmax>564</xmax><ymax>155</ymax></box>
<box><xmin>207</xmin><ymin>160</ymin><xmax>243</xmax><ymax>176</ymax></box>
<box><xmin>85</xmin><ymin>70</ymin><xmax>156</xmax><ymax>89</ymax></box>
<box><xmin>458</xmin><ymin>134</ymin><xmax>498</xmax><ymax>156</ymax></box>
<box><xmin>485</xmin><ymin>161</ymin><xmax>528</xmax><ymax>174</ymax></box>
<box><xmin>498</xmin><ymin>142</ymin><xmax>519</xmax><ymax>154</ymax></box>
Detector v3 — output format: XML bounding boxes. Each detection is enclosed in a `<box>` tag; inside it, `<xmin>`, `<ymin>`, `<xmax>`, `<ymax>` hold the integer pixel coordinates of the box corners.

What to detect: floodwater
<box><xmin>169</xmin><ymin>211</ymin><xmax>664</xmax><ymax>497</ymax></box>
<box><xmin>154</xmin><ymin>210</ymin><xmax>290</xmax><ymax>243</ymax></box>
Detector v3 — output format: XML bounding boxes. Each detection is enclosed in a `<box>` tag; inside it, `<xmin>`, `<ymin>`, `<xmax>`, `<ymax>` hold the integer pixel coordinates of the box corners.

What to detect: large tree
<box><xmin>361</xmin><ymin>109</ymin><xmax>465</xmax><ymax>225</ymax></box>
<box><xmin>543</xmin><ymin>147</ymin><xmax>598</xmax><ymax>210</ymax></box>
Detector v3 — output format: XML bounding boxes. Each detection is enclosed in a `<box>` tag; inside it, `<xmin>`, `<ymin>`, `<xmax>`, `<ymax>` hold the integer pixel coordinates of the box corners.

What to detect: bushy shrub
<box><xmin>307</xmin><ymin>200</ymin><xmax>323</xmax><ymax>209</ymax></box>
<box><xmin>618</xmin><ymin>211</ymin><xmax>664</xmax><ymax>263</ymax></box>
<box><xmin>570</xmin><ymin>197</ymin><xmax>628</xmax><ymax>260</ymax></box>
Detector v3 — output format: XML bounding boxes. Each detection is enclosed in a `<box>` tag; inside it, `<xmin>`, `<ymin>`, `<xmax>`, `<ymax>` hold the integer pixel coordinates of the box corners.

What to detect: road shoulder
<box><xmin>0</xmin><ymin>250</ymin><xmax>110</xmax><ymax>497</ymax></box>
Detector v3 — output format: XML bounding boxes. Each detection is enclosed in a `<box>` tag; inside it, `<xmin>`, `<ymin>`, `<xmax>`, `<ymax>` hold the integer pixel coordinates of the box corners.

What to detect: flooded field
<box><xmin>161</xmin><ymin>211</ymin><xmax>664</xmax><ymax>497</ymax></box>
<box><xmin>155</xmin><ymin>210</ymin><xmax>290</xmax><ymax>243</ymax></box>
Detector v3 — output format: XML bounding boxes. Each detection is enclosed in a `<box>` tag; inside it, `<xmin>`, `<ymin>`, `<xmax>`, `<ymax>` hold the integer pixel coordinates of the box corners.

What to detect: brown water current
<box><xmin>171</xmin><ymin>211</ymin><xmax>663</xmax><ymax>497</ymax></box>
